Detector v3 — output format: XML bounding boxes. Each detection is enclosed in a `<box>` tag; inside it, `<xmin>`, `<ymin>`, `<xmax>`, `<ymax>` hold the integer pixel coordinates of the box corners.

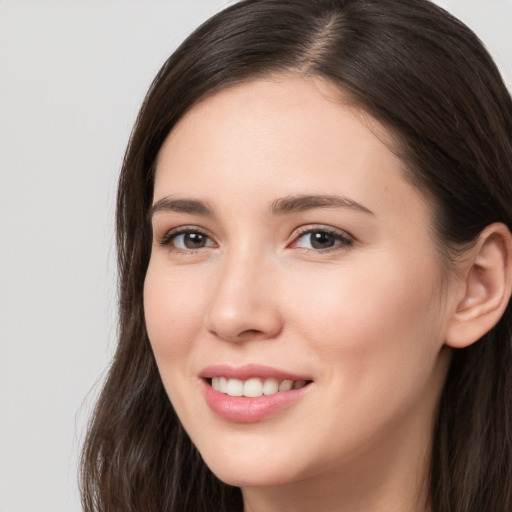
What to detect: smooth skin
<box><xmin>144</xmin><ymin>76</ymin><xmax>512</xmax><ymax>512</ymax></box>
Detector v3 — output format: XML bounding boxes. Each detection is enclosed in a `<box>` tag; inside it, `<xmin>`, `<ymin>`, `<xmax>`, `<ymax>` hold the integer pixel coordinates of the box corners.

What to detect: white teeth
<box><xmin>262</xmin><ymin>378</ymin><xmax>279</xmax><ymax>395</ymax></box>
<box><xmin>219</xmin><ymin>376</ymin><xmax>228</xmax><ymax>393</ymax></box>
<box><xmin>278</xmin><ymin>380</ymin><xmax>293</xmax><ymax>392</ymax></box>
<box><xmin>210</xmin><ymin>377</ymin><xmax>308</xmax><ymax>397</ymax></box>
<box><xmin>226</xmin><ymin>378</ymin><xmax>244</xmax><ymax>396</ymax></box>
<box><xmin>243</xmin><ymin>378</ymin><xmax>263</xmax><ymax>397</ymax></box>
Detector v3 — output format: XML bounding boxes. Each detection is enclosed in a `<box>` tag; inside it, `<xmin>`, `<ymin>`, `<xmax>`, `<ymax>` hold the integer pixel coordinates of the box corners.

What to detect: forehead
<box><xmin>160</xmin><ymin>75</ymin><xmax>393</xmax><ymax>161</ymax></box>
<box><xmin>154</xmin><ymin>75</ymin><xmax>431</xmax><ymax>227</ymax></box>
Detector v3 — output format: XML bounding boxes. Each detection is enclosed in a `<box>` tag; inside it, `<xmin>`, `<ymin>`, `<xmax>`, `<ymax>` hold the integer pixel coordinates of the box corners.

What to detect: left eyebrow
<box><xmin>269</xmin><ymin>194</ymin><xmax>374</xmax><ymax>216</ymax></box>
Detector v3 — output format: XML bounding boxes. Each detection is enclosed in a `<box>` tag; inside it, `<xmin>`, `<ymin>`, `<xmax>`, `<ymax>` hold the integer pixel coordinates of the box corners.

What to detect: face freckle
<box><xmin>143</xmin><ymin>75</ymin><xmax>455</xmax><ymax>495</ymax></box>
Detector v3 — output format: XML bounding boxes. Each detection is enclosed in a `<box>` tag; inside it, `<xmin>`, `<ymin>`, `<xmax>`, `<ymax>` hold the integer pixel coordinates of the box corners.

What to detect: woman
<box><xmin>80</xmin><ymin>0</ymin><xmax>512</xmax><ymax>511</ymax></box>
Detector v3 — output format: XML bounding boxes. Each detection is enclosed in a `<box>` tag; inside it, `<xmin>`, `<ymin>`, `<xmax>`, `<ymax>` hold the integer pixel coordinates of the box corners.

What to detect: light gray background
<box><xmin>0</xmin><ymin>1</ymin><xmax>510</xmax><ymax>511</ymax></box>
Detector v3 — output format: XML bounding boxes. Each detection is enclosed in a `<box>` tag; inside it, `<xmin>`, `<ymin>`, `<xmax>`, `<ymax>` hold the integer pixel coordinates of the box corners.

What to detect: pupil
<box><xmin>311</xmin><ymin>232</ymin><xmax>335</xmax><ymax>249</ymax></box>
<box><xmin>184</xmin><ymin>233</ymin><xmax>205</xmax><ymax>248</ymax></box>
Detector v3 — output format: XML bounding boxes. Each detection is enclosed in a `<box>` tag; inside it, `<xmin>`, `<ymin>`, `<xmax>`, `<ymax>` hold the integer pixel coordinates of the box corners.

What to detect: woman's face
<box><xmin>144</xmin><ymin>76</ymin><xmax>456</xmax><ymax>491</ymax></box>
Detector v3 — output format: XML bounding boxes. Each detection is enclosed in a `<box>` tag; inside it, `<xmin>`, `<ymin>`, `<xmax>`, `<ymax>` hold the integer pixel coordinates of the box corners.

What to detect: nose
<box><xmin>204</xmin><ymin>249</ymin><xmax>283</xmax><ymax>343</ymax></box>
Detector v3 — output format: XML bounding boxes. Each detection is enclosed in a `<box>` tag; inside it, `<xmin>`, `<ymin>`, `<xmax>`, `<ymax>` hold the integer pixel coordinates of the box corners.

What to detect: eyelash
<box><xmin>158</xmin><ymin>225</ymin><xmax>354</xmax><ymax>254</ymax></box>
<box><xmin>158</xmin><ymin>226</ymin><xmax>216</xmax><ymax>254</ymax></box>
<box><xmin>290</xmin><ymin>225</ymin><xmax>354</xmax><ymax>253</ymax></box>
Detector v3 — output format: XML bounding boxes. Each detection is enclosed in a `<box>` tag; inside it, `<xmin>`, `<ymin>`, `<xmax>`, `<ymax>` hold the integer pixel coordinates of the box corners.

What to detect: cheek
<box><xmin>143</xmin><ymin>262</ymin><xmax>206</xmax><ymax>361</ymax></box>
<box><xmin>276</xmin><ymin>253</ymin><xmax>448</xmax><ymax>458</ymax></box>
<box><xmin>283</xmin><ymin>252</ymin><xmax>444</xmax><ymax>384</ymax></box>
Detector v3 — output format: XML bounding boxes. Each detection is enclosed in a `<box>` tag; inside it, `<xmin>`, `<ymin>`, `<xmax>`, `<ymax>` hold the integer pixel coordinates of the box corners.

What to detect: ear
<box><xmin>445</xmin><ymin>223</ymin><xmax>512</xmax><ymax>349</ymax></box>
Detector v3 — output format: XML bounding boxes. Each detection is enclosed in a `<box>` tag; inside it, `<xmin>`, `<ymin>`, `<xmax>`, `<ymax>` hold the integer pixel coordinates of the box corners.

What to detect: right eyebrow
<box><xmin>148</xmin><ymin>197</ymin><xmax>214</xmax><ymax>219</ymax></box>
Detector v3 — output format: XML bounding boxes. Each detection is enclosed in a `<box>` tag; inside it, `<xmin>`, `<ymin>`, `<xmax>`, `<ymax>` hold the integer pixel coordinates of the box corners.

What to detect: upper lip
<box><xmin>199</xmin><ymin>363</ymin><xmax>312</xmax><ymax>382</ymax></box>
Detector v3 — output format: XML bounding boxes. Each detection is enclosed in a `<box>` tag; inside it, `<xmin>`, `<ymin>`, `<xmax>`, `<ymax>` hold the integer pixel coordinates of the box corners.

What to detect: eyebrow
<box><xmin>149</xmin><ymin>193</ymin><xmax>374</xmax><ymax>219</ymax></box>
<box><xmin>269</xmin><ymin>194</ymin><xmax>374</xmax><ymax>216</ymax></box>
<box><xmin>149</xmin><ymin>198</ymin><xmax>214</xmax><ymax>218</ymax></box>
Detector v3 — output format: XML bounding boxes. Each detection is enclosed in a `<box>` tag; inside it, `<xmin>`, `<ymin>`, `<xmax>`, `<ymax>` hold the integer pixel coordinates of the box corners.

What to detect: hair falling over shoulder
<box><xmin>80</xmin><ymin>1</ymin><xmax>512</xmax><ymax>511</ymax></box>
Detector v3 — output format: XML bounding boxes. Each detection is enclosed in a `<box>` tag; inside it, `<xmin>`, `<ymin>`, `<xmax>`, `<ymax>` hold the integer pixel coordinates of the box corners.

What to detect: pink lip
<box><xmin>199</xmin><ymin>363</ymin><xmax>311</xmax><ymax>381</ymax></box>
<box><xmin>199</xmin><ymin>364</ymin><xmax>313</xmax><ymax>424</ymax></box>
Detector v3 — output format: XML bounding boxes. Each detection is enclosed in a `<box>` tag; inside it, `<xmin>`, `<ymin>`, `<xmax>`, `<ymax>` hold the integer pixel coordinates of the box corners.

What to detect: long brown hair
<box><xmin>80</xmin><ymin>1</ymin><xmax>512</xmax><ymax>511</ymax></box>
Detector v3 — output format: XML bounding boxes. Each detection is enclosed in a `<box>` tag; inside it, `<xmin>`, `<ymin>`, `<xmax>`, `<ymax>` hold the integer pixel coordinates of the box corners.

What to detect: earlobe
<box><xmin>445</xmin><ymin>223</ymin><xmax>512</xmax><ymax>349</ymax></box>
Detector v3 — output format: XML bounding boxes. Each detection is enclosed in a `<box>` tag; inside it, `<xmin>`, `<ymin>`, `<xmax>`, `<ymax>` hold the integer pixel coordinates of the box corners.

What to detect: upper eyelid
<box><xmin>292</xmin><ymin>224</ymin><xmax>354</xmax><ymax>240</ymax></box>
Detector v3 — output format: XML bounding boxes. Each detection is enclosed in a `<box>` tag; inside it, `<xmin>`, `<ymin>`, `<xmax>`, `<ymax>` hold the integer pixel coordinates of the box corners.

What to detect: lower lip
<box><xmin>202</xmin><ymin>380</ymin><xmax>311</xmax><ymax>423</ymax></box>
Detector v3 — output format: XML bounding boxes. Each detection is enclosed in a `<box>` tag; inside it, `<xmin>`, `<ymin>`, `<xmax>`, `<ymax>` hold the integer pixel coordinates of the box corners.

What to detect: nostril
<box><xmin>240</xmin><ymin>329</ymin><xmax>264</xmax><ymax>338</ymax></box>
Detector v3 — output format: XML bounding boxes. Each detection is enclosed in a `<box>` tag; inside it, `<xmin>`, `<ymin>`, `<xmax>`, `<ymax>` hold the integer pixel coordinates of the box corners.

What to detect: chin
<box><xmin>198</xmin><ymin>445</ymin><xmax>312</xmax><ymax>488</ymax></box>
<box><xmin>209</xmin><ymin>465</ymin><xmax>300</xmax><ymax>488</ymax></box>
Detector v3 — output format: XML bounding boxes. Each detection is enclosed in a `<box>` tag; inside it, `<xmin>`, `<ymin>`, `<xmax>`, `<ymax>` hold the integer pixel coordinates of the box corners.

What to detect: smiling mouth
<box><xmin>208</xmin><ymin>377</ymin><xmax>312</xmax><ymax>398</ymax></box>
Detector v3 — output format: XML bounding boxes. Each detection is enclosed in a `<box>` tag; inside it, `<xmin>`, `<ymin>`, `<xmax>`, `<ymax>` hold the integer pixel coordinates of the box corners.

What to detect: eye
<box><xmin>290</xmin><ymin>227</ymin><xmax>353</xmax><ymax>252</ymax></box>
<box><xmin>159</xmin><ymin>228</ymin><xmax>217</xmax><ymax>251</ymax></box>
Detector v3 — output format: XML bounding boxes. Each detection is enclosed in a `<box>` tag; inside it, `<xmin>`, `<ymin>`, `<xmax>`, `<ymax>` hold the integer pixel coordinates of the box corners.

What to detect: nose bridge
<box><xmin>205</xmin><ymin>241</ymin><xmax>282</xmax><ymax>342</ymax></box>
